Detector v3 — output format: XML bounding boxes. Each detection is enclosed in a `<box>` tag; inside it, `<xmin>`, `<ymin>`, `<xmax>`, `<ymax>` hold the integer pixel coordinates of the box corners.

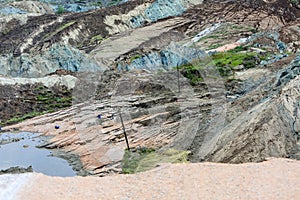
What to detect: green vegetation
<box><xmin>249</xmin><ymin>28</ymin><xmax>257</xmax><ymax>33</ymax></box>
<box><xmin>290</xmin><ymin>0</ymin><xmax>299</xmax><ymax>5</ymax></box>
<box><xmin>156</xmin><ymin>69</ymin><xmax>165</xmax><ymax>75</ymax></box>
<box><xmin>56</xmin><ymin>5</ymin><xmax>65</xmax><ymax>14</ymax></box>
<box><xmin>122</xmin><ymin>148</ymin><xmax>190</xmax><ymax>174</ymax></box>
<box><xmin>1</xmin><ymin>95</ymin><xmax>72</xmax><ymax>126</ymax></box>
<box><xmin>4</xmin><ymin>111</ymin><xmax>46</xmax><ymax>125</ymax></box>
<box><xmin>35</xmin><ymin>86</ymin><xmax>72</xmax><ymax>110</ymax></box>
<box><xmin>212</xmin><ymin>51</ymin><xmax>258</xmax><ymax>76</ymax></box>
<box><xmin>257</xmin><ymin>51</ymin><xmax>271</xmax><ymax>61</ymax></box>
<box><xmin>90</xmin><ymin>35</ymin><xmax>104</xmax><ymax>43</ymax></box>
<box><xmin>178</xmin><ymin>45</ymin><xmax>266</xmax><ymax>83</ymax></box>
<box><xmin>43</xmin><ymin>21</ymin><xmax>76</xmax><ymax>40</ymax></box>
<box><xmin>232</xmin><ymin>25</ymin><xmax>240</xmax><ymax>29</ymax></box>
<box><xmin>130</xmin><ymin>54</ymin><xmax>142</xmax><ymax>63</ymax></box>
<box><xmin>206</xmin><ymin>43</ymin><xmax>223</xmax><ymax>50</ymax></box>
<box><xmin>97</xmin><ymin>1</ymin><xmax>103</xmax><ymax>7</ymax></box>
<box><xmin>38</xmin><ymin>96</ymin><xmax>73</xmax><ymax>109</ymax></box>
<box><xmin>179</xmin><ymin>64</ymin><xmax>203</xmax><ymax>85</ymax></box>
<box><xmin>0</xmin><ymin>84</ymin><xmax>73</xmax><ymax>126</ymax></box>
<box><xmin>198</xmin><ymin>35</ymin><xmax>219</xmax><ymax>42</ymax></box>
<box><xmin>91</xmin><ymin>1</ymin><xmax>103</xmax><ymax>7</ymax></box>
<box><xmin>228</xmin><ymin>45</ymin><xmax>249</xmax><ymax>53</ymax></box>
<box><xmin>1</xmin><ymin>29</ymin><xmax>10</xmax><ymax>35</ymax></box>
<box><xmin>35</xmin><ymin>85</ymin><xmax>73</xmax><ymax>110</ymax></box>
<box><xmin>108</xmin><ymin>0</ymin><xmax>123</xmax><ymax>6</ymax></box>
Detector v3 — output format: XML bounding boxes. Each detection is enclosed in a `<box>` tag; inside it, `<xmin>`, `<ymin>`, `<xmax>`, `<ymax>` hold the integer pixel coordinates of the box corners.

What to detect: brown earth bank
<box><xmin>0</xmin><ymin>83</ymin><xmax>72</xmax><ymax>126</ymax></box>
<box><xmin>0</xmin><ymin>158</ymin><xmax>298</xmax><ymax>200</ymax></box>
<box><xmin>0</xmin><ymin>74</ymin><xmax>76</xmax><ymax>126</ymax></box>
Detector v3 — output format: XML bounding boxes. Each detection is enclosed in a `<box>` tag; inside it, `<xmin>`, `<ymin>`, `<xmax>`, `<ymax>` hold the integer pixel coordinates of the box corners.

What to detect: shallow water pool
<box><xmin>0</xmin><ymin>132</ymin><xmax>76</xmax><ymax>177</ymax></box>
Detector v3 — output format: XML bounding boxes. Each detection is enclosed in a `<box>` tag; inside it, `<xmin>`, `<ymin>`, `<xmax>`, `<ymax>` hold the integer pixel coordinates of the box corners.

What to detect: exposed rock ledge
<box><xmin>0</xmin><ymin>158</ymin><xmax>299</xmax><ymax>200</ymax></box>
<box><xmin>0</xmin><ymin>75</ymin><xmax>78</xmax><ymax>89</ymax></box>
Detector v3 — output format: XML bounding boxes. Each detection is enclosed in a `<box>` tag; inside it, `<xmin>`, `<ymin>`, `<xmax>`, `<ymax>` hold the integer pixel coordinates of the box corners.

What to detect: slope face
<box><xmin>197</xmin><ymin>57</ymin><xmax>300</xmax><ymax>163</ymax></box>
<box><xmin>0</xmin><ymin>0</ymin><xmax>204</xmax><ymax>77</ymax></box>
<box><xmin>0</xmin><ymin>0</ymin><xmax>300</xmax><ymax>176</ymax></box>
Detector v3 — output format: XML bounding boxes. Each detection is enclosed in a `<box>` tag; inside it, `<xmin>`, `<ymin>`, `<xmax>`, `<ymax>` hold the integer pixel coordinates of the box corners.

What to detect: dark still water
<box><xmin>0</xmin><ymin>132</ymin><xmax>76</xmax><ymax>177</ymax></box>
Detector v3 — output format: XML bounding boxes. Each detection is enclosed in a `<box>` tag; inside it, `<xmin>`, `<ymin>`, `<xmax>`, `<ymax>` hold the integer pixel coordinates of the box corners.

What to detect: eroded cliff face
<box><xmin>192</xmin><ymin>55</ymin><xmax>300</xmax><ymax>163</ymax></box>
<box><xmin>2</xmin><ymin>0</ymin><xmax>298</xmax><ymax>77</ymax></box>
<box><xmin>0</xmin><ymin>0</ymin><xmax>300</xmax><ymax>176</ymax></box>
<box><xmin>0</xmin><ymin>0</ymin><xmax>205</xmax><ymax>77</ymax></box>
<box><xmin>0</xmin><ymin>44</ymin><xmax>103</xmax><ymax>77</ymax></box>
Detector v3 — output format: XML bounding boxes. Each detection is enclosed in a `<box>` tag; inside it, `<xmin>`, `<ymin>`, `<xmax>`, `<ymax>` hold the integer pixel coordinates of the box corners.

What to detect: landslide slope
<box><xmin>1</xmin><ymin>0</ymin><xmax>298</xmax><ymax>77</ymax></box>
<box><xmin>1</xmin><ymin>0</ymin><xmax>300</xmax><ymax>175</ymax></box>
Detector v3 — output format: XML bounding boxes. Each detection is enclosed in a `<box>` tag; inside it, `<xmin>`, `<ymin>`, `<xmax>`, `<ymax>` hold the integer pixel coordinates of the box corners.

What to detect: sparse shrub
<box><xmin>56</xmin><ymin>5</ymin><xmax>65</xmax><ymax>14</ymax></box>
<box><xmin>180</xmin><ymin>64</ymin><xmax>203</xmax><ymax>85</ymax></box>
<box><xmin>290</xmin><ymin>0</ymin><xmax>299</xmax><ymax>5</ymax></box>
<box><xmin>228</xmin><ymin>45</ymin><xmax>249</xmax><ymax>53</ymax></box>
<box><xmin>0</xmin><ymin>84</ymin><xmax>73</xmax><ymax>126</ymax></box>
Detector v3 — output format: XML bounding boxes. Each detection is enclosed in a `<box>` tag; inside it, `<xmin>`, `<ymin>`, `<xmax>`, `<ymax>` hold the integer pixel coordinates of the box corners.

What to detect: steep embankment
<box><xmin>0</xmin><ymin>74</ymin><xmax>76</xmax><ymax>126</ymax></box>
<box><xmin>192</xmin><ymin>55</ymin><xmax>300</xmax><ymax>162</ymax></box>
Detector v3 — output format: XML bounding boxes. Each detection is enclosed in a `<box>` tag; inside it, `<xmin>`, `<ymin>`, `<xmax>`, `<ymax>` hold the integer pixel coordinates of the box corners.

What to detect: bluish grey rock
<box><xmin>128</xmin><ymin>0</ymin><xmax>193</xmax><ymax>28</ymax></box>
<box><xmin>0</xmin><ymin>43</ymin><xmax>104</xmax><ymax>77</ymax></box>
<box><xmin>275</xmin><ymin>53</ymin><xmax>300</xmax><ymax>87</ymax></box>
<box><xmin>0</xmin><ymin>0</ymin><xmax>127</xmax><ymax>14</ymax></box>
<box><xmin>118</xmin><ymin>43</ymin><xmax>206</xmax><ymax>71</ymax></box>
<box><xmin>129</xmin><ymin>15</ymin><xmax>147</xmax><ymax>28</ymax></box>
<box><xmin>46</xmin><ymin>0</ymin><xmax>126</xmax><ymax>13</ymax></box>
<box><xmin>145</xmin><ymin>0</ymin><xmax>186</xmax><ymax>22</ymax></box>
<box><xmin>0</xmin><ymin>6</ymin><xmax>27</xmax><ymax>15</ymax></box>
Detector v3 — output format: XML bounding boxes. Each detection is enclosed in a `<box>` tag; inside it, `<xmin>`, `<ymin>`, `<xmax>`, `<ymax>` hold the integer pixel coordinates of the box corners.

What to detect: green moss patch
<box><xmin>122</xmin><ymin>148</ymin><xmax>190</xmax><ymax>174</ymax></box>
<box><xmin>130</xmin><ymin>54</ymin><xmax>142</xmax><ymax>63</ymax></box>
<box><xmin>90</xmin><ymin>35</ymin><xmax>104</xmax><ymax>43</ymax></box>
<box><xmin>212</xmin><ymin>51</ymin><xmax>258</xmax><ymax>76</ymax></box>
<box><xmin>177</xmin><ymin>46</ymin><xmax>267</xmax><ymax>83</ymax></box>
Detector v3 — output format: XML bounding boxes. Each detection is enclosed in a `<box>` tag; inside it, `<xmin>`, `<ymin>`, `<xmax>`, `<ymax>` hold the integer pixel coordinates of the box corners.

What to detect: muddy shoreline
<box><xmin>0</xmin><ymin>131</ymin><xmax>89</xmax><ymax>176</ymax></box>
<box><xmin>0</xmin><ymin>166</ymin><xmax>33</xmax><ymax>175</ymax></box>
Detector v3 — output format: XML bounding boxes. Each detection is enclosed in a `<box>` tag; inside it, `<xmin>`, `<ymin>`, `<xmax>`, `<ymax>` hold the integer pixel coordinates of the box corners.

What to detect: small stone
<box><xmin>109</xmin><ymin>114</ymin><xmax>114</xmax><ymax>120</ymax></box>
<box><xmin>235</xmin><ymin>65</ymin><xmax>245</xmax><ymax>71</ymax></box>
<box><xmin>55</xmin><ymin>125</ymin><xmax>60</xmax><ymax>129</ymax></box>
